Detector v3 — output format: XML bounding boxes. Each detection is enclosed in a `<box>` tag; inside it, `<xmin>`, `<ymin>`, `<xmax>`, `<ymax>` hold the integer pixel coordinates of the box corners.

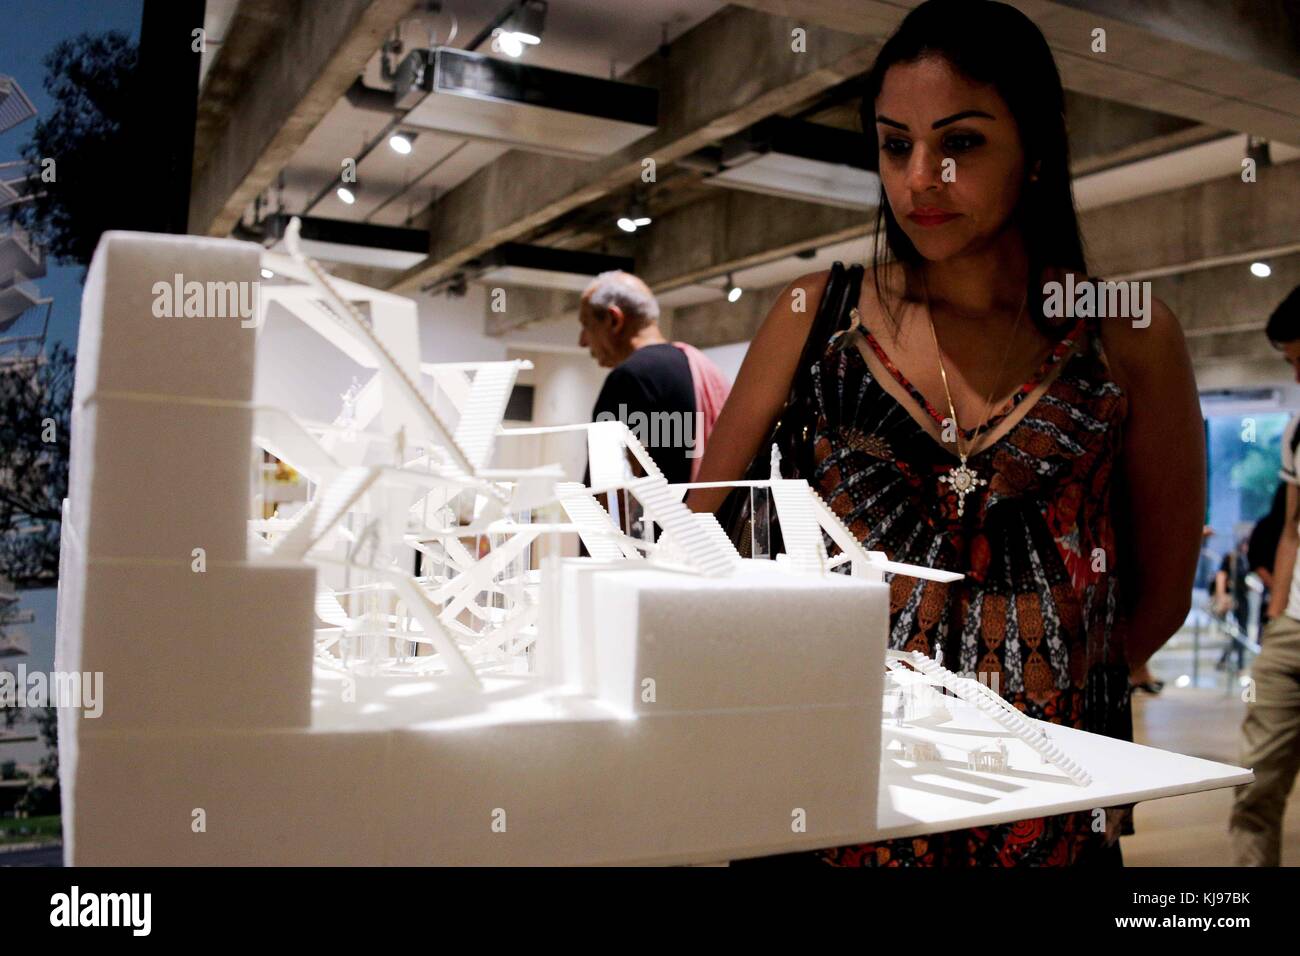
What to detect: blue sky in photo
<box><xmin>2</xmin><ymin>0</ymin><xmax>144</xmax><ymax>352</ymax></box>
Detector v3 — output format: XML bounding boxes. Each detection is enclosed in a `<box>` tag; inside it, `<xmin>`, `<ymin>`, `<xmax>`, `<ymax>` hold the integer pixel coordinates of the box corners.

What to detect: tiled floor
<box><xmin>1125</xmin><ymin>679</ymin><xmax>1300</xmax><ymax>866</ymax></box>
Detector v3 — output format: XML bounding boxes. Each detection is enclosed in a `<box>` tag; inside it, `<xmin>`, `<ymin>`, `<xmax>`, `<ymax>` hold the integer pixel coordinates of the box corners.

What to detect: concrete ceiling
<box><xmin>245</xmin><ymin>0</ymin><xmax>722</xmax><ymax>233</ymax></box>
<box><xmin>189</xmin><ymin>0</ymin><xmax>1300</xmax><ymax>381</ymax></box>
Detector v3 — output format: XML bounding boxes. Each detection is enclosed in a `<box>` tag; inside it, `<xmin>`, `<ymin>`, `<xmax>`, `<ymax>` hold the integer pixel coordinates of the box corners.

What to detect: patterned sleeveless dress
<box><xmin>810</xmin><ymin>307</ymin><xmax>1132</xmax><ymax>867</ymax></box>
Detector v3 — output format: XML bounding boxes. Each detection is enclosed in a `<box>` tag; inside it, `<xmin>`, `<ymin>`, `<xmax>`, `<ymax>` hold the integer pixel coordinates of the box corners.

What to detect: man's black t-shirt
<box><xmin>588</xmin><ymin>343</ymin><xmax>696</xmax><ymax>486</ymax></box>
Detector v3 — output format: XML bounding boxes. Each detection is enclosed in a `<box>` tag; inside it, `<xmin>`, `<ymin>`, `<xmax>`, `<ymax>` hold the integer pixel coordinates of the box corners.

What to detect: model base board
<box><xmin>55</xmin><ymin>229</ymin><xmax>1251</xmax><ymax>866</ymax></box>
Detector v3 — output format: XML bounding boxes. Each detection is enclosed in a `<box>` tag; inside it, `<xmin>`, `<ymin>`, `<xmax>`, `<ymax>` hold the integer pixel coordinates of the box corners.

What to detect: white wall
<box><xmin>700</xmin><ymin>341</ymin><xmax>749</xmax><ymax>384</ymax></box>
<box><xmin>500</xmin><ymin>347</ymin><xmax>607</xmax><ymax>482</ymax></box>
<box><xmin>415</xmin><ymin>285</ymin><xmax>509</xmax><ymax>364</ymax></box>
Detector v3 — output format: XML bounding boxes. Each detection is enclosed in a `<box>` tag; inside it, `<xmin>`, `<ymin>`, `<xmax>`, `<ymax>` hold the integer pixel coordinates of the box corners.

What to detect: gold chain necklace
<box><xmin>924</xmin><ymin>283</ymin><xmax>1027</xmax><ymax>517</ymax></box>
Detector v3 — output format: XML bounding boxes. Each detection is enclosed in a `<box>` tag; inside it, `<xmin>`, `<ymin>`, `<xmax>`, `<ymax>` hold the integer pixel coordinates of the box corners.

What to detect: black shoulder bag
<box><xmin>717</xmin><ymin>261</ymin><xmax>865</xmax><ymax>555</ymax></box>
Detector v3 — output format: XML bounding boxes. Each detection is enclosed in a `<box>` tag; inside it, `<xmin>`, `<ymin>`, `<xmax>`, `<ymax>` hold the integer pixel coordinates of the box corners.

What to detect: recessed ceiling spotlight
<box><xmin>388</xmin><ymin>132</ymin><xmax>414</xmax><ymax>155</ymax></box>
<box><xmin>1250</xmin><ymin>261</ymin><xmax>1272</xmax><ymax>278</ymax></box>
<box><xmin>337</xmin><ymin>185</ymin><xmax>356</xmax><ymax>205</ymax></box>
<box><xmin>260</xmin><ymin>268</ymin><xmax>274</xmax><ymax>279</ymax></box>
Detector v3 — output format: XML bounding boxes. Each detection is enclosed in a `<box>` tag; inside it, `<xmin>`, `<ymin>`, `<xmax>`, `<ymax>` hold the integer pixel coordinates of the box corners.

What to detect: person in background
<box><xmin>1247</xmin><ymin>482</ymin><xmax>1287</xmax><ymax>630</ymax></box>
<box><xmin>1214</xmin><ymin>534</ymin><xmax>1251</xmax><ymax>671</ymax></box>
<box><xmin>577</xmin><ymin>270</ymin><xmax>730</xmax><ymax>488</ymax></box>
<box><xmin>1230</xmin><ymin>284</ymin><xmax>1300</xmax><ymax>865</ymax></box>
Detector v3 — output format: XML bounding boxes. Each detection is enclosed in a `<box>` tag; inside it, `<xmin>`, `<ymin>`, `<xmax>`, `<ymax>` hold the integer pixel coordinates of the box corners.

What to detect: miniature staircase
<box><xmin>769</xmin><ymin>480</ymin><xmax>829</xmax><ymax>574</ymax></box>
<box><xmin>555</xmin><ymin>482</ymin><xmax>635</xmax><ymax>561</ymax></box>
<box><xmin>453</xmin><ymin>363</ymin><xmax>521</xmax><ymax>470</ymax></box>
<box><xmin>271</xmin><ymin>466</ymin><xmax>381</xmax><ymax>561</ymax></box>
<box><xmin>629</xmin><ymin>476</ymin><xmax>737</xmax><ymax>577</ymax></box>
<box><xmin>900</xmin><ymin>650</ymin><xmax>1092</xmax><ymax>786</ymax></box>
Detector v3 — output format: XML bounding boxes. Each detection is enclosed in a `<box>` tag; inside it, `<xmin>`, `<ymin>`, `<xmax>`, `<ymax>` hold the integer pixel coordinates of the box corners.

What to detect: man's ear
<box><xmin>606</xmin><ymin>304</ymin><xmax>626</xmax><ymax>336</ymax></box>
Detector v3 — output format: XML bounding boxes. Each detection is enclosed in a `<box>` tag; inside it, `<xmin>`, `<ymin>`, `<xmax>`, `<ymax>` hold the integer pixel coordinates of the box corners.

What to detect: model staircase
<box><xmin>629</xmin><ymin>476</ymin><xmax>737</xmax><ymax>577</ymax></box>
<box><xmin>900</xmin><ymin>649</ymin><xmax>1092</xmax><ymax>786</ymax></box>
<box><xmin>272</xmin><ymin>466</ymin><xmax>380</xmax><ymax>560</ymax></box>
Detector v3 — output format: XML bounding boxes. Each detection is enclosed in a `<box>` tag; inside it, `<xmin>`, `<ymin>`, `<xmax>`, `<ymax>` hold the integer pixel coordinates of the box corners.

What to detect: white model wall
<box><xmin>414</xmin><ymin>285</ymin><xmax>509</xmax><ymax>365</ymax></box>
<box><xmin>408</xmin><ymin>290</ymin><xmax>750</xmax><ymax>484</ymax></box>
<box><xmin>261</xmin><ymin>280</ymin><xmax>747</xmax><ymax>467</ymax></box>
<box><xmin>502</xmin><ymin>347</ymin><xmax>606</xmax><ymax>481</ymax></box>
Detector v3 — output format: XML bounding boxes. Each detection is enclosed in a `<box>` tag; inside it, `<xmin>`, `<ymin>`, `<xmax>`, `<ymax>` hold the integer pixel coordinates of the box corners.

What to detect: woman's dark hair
<box><xmin>859</xmin><ymin>0</ymin><xmax>1086</xmax><ymax>338</ymax></box>
<box><xmin>1265</xmin><ymin>285</ymin><xmax>1300</xmax><ymax>346</ymax></box>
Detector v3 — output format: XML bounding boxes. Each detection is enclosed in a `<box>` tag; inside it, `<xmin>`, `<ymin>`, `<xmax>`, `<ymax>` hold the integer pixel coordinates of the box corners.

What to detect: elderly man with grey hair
<box><xmin>578</xmin><ymin>270</ymin><xmax>730</xmax><ymax>488</ymax></box>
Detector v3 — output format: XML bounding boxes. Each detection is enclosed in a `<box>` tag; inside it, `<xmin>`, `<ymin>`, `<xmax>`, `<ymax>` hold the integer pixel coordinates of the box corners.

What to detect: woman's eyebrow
<box><xmin>931</xmin><ymin>110</ymin><xmax>995</xmax><ymax>128</ymax></box>
<box><xmin>875</xmin><ymin>110</ymin><xmax>995</xmax><ymax>131</ymax></box>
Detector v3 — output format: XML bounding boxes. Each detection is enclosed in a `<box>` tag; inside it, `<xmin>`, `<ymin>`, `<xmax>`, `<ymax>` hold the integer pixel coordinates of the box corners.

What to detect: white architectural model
<box><xmin>55</xmin><ymin>225</ymin><xmax>1251</xmax><ymax>865</ymax></box>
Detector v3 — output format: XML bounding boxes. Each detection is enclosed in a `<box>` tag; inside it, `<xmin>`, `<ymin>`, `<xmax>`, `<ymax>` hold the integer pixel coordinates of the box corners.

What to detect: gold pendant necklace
<box><xmin>924</xmin><ymin>282</ymin><xmax>1027</xmax><ymax>518</ymax></box>
<box><xmin>938</xmin><ymin>453</ymin><xmax>986</xmax><ymax>517</ymax></box>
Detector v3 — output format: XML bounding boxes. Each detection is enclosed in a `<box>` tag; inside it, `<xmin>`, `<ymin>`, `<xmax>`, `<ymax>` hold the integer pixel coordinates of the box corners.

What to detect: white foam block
<box><xmin>70</xmin><ymin>396</ymin><xmax>251</xmax><ymax>562</ymax></box>
<box><xmin>76</xmin><ymin>231</ymin><xmax>261</xmax><ymax>406</ymax></box>
<box><xmin>384</xmin><ymin>705</ymin><xmax>878</xmax><ymax>865</ymax></box>
<box><xmin>556</xmin><ymin>558</ymin><xmax>625</xmax><ymax>694</ymax></box>
<box><xmin>64</xmin><ymin>558</ymin><xmax>315</xmax><ymax>734</ymax></box>
<box><xmin>61</xmin><ymin>668</ymin><xmax>1252</xmax><ymax>864</ymax></box>
<box><xmin>65</xmin><ymin>728</ymin><xmax>388</xmax><ymax>866</ymax></box>
<box><xmin>64</xmin><ymin>695</ymin><xmax>876</xmax><ymax>865</ymax></box>
<box><xmin>54</xmin><ymin>500</ymin><xmax>87</xmax><ymax>830</ymax></box>
<box><xmin>583</xmin><ymin>559</ymin><xmax>888</xmax><ymax>715</ymax></box>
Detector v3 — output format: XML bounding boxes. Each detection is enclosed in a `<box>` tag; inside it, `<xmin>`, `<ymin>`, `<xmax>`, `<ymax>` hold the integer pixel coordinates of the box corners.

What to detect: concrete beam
<box><xmin>1084</xmin><ymin>160</ymin><xmax>1300</xmax><ymax>278</ymax></box>
<box><xmin>482</xmin><ymin>189</ymin><xmax>870</xmax><ymax>336</ymax></box>
<box><xmin>1163</xmin><ymin>252</ymin><xmax>1300</xmax><ymax>370</ymax></box>
<box><xmin>639</xmin><ymin>189</ymin><xmax>867</xmax><ymax>292</ymax></box>
<box><xmin>487</xmin><ymin>153</ymin><xmax>1299</xmax><ymax>337</ymax></box>
<box><xmin>727</xmin><ymin>0</ymin><xmax>1300</xmax><ymax>143</ymax></box>
<box><xmin>670</xmin><ymin>162</ymin><xmax>1300</xmax><ymax>353</ymax></box>
<box><xmin>672</xmin><ymin>285</ymin><xmax>775</xmax><ymax>350</ymax></box>
<box><xmin>390</xmin><ymin>6</ymin><xmax>882</xmax><ymax>293</ymax></box>
<box><xmin>189</xmin><ymin>0</ymin><xmax>414</xmax><ymax>237</ymax></box>
<box><xmin>672</xmin><ymin>251</ymin><xmax>1300</xmax><ymax>390</ymax></box>
<box><xmin>484</xmin><ymin>286</ymin><xmax>582</xmax><ymax>337</ymax></box>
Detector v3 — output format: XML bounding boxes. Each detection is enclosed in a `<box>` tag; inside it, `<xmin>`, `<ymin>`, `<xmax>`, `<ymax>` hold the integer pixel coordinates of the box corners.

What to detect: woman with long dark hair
<box><xmin>687</xmin><ymin>0</ymin><xmax>1205</xmax><ymax>865</ymax></box>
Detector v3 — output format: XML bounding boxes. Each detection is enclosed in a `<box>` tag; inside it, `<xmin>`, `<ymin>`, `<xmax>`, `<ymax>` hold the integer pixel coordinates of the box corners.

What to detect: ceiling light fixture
<box><xmin>490</xmin><ymin>0</ymin><xmax>546</xmax><ymax>58</ymax></box>
<box><xmin>260</xmin><ymin>268</ymin><xmax>274</xmax><ymax>279</ymax></box>
<box><xmin>726</xmin><ymin>274</ymin><xmax>742</xmax><ymax>303</ymax></box>
<box><xmin>1246</xmin><ymin>136</ymin><xmax>1272</xmax><ymax>169</ymax></box>
<box><xmin>337</xmin><ymin>185</ymin><xmax>357</xmax><ymax>205</ymax></box>
<box><xmin>388</xmin><ymin>132</ymin><xmax>415</xmax><ymax>155</ymax></box>
<box><xmin>616</xmin><ymin>199</ymin><xmax>651</xmax><ymax>233</ymax></box>
<box><xmin>493</xmin><ymin>30</ymin><xmax>524</xmax><ymax>57</ymax></box>
<box><xmin>508</xmin><ymin>0</ymin><xmax>547</xmax><ymax>44</ymax></box>
<box><xmin>1250</xmin><ymin>261</ymin><xmax>1271</xmax><ymax>278</ymax></box>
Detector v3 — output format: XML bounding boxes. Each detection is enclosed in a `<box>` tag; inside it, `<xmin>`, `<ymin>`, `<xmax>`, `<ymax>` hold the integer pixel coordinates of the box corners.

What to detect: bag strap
<box><xmin>787</xmin><ymin>262</ymin><xmax>865</xmax><ymax>402</ymax></box>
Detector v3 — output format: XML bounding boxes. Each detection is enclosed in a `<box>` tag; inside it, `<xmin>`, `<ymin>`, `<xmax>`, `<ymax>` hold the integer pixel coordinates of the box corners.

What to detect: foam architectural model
<box><xmin>56</xmin><ymin>225</ymin><xmax>1251</xmax><ymax>865</ymax></box>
